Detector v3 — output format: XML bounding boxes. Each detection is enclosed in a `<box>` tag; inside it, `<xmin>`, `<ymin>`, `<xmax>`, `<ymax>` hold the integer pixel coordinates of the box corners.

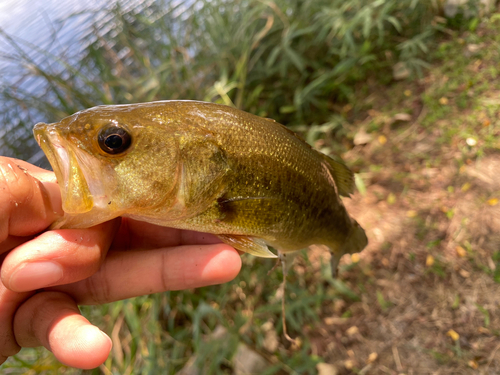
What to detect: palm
<box><xmin>111</xmin><ymin>218</ymin><xmax>221</xmax><ymax>252</ymax></box>
<box><xmin>0</xmin><ymin>157</ymin><xmax>241</xmax><ymax>369</ymax></box>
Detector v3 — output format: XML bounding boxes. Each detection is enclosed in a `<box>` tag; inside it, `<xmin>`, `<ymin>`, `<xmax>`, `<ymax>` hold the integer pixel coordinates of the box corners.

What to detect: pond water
<box><xmin>0</xmin><ymin>0</ymin><xmax>149</xmax><ymax>166</ymax></box>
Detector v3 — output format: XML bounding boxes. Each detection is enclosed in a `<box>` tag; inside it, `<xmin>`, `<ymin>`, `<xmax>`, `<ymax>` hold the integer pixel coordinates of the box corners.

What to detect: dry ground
<box><xmin>306</xmin><ymin>63</ymin><xmax>500</xmax><ymax>373</ymax></box>
<box><xmin>316</xmin><ymin>151</ymin><xmax>500</xmax><ymax>374</ymax></box>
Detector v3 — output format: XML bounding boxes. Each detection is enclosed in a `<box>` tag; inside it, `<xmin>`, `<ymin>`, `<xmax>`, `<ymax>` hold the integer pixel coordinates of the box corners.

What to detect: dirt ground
<box><xmin>309</xmin><ymin>136</ymin><xmax>500</xmax><ymax>374</ymax></box>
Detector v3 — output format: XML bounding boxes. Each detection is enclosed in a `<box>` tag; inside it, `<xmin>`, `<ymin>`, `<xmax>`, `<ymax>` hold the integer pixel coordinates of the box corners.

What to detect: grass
<box><xmin>1</xmin><ymin>1</ymin><xmax>500</xmax><ymax>374</ymax></box>
<box><xmin>0</xmin><ymin>0</ymin><xmax>470</xmax><ymax>161</ymax></box>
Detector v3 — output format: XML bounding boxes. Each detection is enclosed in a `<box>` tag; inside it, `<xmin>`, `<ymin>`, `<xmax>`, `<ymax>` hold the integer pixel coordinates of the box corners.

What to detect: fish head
<box><xmin>33</xmin><ymin>105</ymin><xmax>180</xmax><ymax>228</ymax></box>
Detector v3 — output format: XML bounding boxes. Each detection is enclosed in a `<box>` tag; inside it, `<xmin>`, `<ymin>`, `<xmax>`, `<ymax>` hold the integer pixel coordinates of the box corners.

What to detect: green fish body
<box><xmin>34</xmin><ymin>101</ymin><xmax>367</xmax><ymax>270</ymax></box>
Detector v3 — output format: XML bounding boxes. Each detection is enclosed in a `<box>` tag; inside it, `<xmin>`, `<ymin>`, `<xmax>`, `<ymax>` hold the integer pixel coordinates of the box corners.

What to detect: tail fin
<box><xmin>330</xmin><ymin>220</ymin><xmax>368</xmax><ymax>277</ymax></box>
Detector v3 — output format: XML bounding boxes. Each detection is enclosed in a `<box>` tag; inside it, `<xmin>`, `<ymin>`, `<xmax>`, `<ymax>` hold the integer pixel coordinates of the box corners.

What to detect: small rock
<box><xmin>344</xmin><ymin>359</ymin><xmax>355</xmax><ymax>370</ymax></box>
<box><xmin>444</xmin><ymin>0</ymin><xmax>466</xmax><ymax>18</ymax></box>
<box><xmin>176</xmin><ymin>356</ymin><xmax>200</xmax><ymax>375</ymax></box>
<box><xmin>324</xmin><ymin>316</ymin><xmax>348</xmax><ymax>325</ymax></box>
<box><xmin>467</xmin><ymin>44</ymin><xmax>482</xmax><ymax>54</ymax></box>
<box><xmin>445</xmin><ymin>0</ymin><xmax>495</xmax><ymax>18</ymax></box>
<box><xmin>233</xmin><ymin>343</ymin><xmax>269</xmax><ymax>375</ymax></box>
<box><xmin>393</xmin><ymin>62</ymin><xmax>410</xmax><ymax>80</ymax></box>
<box><xmin>391</xmin><ymin>113</ymin><xmax>412</xmax><ymax>123</ymax></box>
<box><xmin>464</xmin><ymin>43</ymin><xmax>485</xmax><ymax>58</ymax></box>
<box><xmin>367</xmin><ymin>352</ymin><xmax>378</xmax><ymax>363</ymax></box>
<box><xmin>316</xmin><ymin>363</ymin><xmax>339</xmax><ymax>375</ymax></box>
<box><xmin>466</xmin><ymin>137</ymin><xmax>477</xmax><ymax>146</ymax></box>
<box><xmin>459</xmin><ymin>268</ymin><xmax>470</xmax><ymax>278</ymax></box>
<box><xmin>346</xmin><ymin>326</ymin><xmax>359</xmax><ymax>337</ymax></box>
<box><xmin>261</xmin><ymin>323</ymin><xmax>279</xmax><ymax>352</ymax></box>
<box><xmin>210</xmin><ymin>325</ymin><xmax>228</xmax><ymax>340</ymax></box>
<box><xmin>353</xmin><ymin>127</ymin><xmax>373</xmax><ymax>146</ymax></box>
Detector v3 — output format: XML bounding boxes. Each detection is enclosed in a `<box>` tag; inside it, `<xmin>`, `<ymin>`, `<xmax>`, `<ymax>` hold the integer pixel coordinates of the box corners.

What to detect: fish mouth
<box><xmin>34</xmin><ymin>123</ymin><xmax>94</xmax><ymax>214</ymax></box>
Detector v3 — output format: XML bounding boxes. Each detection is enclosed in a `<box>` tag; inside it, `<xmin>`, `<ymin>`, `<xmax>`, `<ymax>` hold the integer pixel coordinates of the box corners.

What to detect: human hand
<box><xmin>0</xmin><ymin>157</ymin><xmax>241</xmax><ymax>369</ymax></box>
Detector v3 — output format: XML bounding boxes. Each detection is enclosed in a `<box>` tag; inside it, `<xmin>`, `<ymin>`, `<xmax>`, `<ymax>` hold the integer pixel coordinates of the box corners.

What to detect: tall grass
<box><xmin>1</xmin><ymin>0</ymin><xmax>478</xmax><ymax>162</ymax></box>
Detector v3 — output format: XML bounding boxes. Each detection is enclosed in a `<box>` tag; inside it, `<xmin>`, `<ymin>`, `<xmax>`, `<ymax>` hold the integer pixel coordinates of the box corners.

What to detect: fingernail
<box><xmin>10</xmin><ymin>262</ymin><xmax>63</xmax><ymax>291</ymax></box>
<box><xmin>99</xmin><ymin>330</ymin><xmax>113</xmax><ymax>347</ymax></box>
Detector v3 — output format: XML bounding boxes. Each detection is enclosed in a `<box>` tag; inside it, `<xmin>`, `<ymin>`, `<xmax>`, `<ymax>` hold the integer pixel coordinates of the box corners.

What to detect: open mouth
<box><xmin>33</xmin><ymin>123</ymin><xmax>94</xmax><ymax>214</ymax></box>
<box><xmin>34</xmin><ymin>124</ymin><xmax>70</xmax><ymax>187</ymax></box>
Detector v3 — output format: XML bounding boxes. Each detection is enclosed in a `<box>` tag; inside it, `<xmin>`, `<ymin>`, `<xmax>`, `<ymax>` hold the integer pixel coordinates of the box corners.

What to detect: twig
<box><xmin>393</xmin><ymin>107</ymin><xmax>427</xmax><ymax>143</ymax></box>
<box><xmin>486</xmin><ymin>341</ymin><xmax>500</xmax><ymax>370</ymax></box>
<box><xmin>267</xmin><ymin>257</ymin><xmax>281</xmax><ymax>275</ymax></box>
<box><xmin>392</xmin><ymin>345</ymin><xmax>403</xmax><ymax>372</ymax></box>
<box><xmin>278</xmin><ymin>251</ymin><xmax>298</xmax><ymax>345</ymax></box>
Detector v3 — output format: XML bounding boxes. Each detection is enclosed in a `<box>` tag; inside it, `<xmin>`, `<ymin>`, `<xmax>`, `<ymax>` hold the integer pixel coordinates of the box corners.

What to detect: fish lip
<box><xmin>33</xmin><ymin>123</ymin><xmax>69</xmax><ymax>191</ymax></box>
<box><xmin>33</xmin><ymin>122</ymin><xmax>94</xmax><ymax>214</ymax></box>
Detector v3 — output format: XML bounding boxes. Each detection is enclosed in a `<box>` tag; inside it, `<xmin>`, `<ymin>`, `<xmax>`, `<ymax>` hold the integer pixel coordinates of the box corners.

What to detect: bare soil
<box><xmin>310</xmin><ymin>136</ymin><xmax>500</xmax><ymax>374</ymax></box>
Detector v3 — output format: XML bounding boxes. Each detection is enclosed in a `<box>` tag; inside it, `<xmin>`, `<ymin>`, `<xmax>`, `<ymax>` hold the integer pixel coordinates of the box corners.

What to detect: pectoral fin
<box><xmin>217</xmin><ymin>234</ymin><xmax>277</xmax><ymax>258</ymax></box>
<box><xmin>167</xmin><ymin>130</ymin><xmax>231</xmax><ymax>222</ymax></box>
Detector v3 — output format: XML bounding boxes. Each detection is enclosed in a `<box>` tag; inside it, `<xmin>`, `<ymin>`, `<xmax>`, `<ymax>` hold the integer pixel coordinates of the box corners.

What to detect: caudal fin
<box><xmin>329</xmin><ymin>220</ymin><xmax>368</xmax><ymax>277</ymax></box>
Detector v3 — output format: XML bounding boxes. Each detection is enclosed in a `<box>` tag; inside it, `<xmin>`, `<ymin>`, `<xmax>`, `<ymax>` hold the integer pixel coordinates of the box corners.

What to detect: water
<box><xmin>0</xmin><ymin>0</ymin><xmax>150</xmax><ymax>166</ymax></box>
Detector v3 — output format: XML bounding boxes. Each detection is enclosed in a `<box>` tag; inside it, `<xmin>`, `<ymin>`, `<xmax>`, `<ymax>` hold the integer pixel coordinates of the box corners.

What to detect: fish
<box><xmin>33</xmin><ymin>100</ymin><xmax>367</xmax><ymax>275</ymax></box>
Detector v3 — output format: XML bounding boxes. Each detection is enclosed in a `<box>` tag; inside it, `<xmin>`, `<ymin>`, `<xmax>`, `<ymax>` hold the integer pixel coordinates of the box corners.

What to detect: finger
<box><xmin>2</xmin><ymin>219</ymin><xmax>120</xmax><ymax>292</ymax></box>
<box><xmin>14</xmin><ymin>291</ymin><xmax>112</xmax><ymax>369</ymax></box>
<box><xmin>54</xmin><ymin>244</ymin><xmax>241</xmax><ymax>305</ymax></box>
<box><xmin>0</xmin><ymin>158</ymin><xmax>62</xmax><ymax>247</ymax></box>
<box><xmin>112</xmin><ymin>218</ymin><xmax>223</xmax><ymax>250</ymax></box>
<box><xmin>0</xmin><ymin>235</ymin><xmax>33</xmax><ymax>254</ymax></box>
<box><xmin>0</xmin><ymin>284</ymin><xmax>33</xmax><ymax>364</ymax></box>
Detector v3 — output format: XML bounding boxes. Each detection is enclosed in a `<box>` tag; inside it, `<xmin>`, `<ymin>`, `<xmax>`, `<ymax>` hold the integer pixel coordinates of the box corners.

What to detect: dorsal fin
<box><xmin>321</xmin><ymin>155</ymin><xmax>355</xmax><ymax>197</ymax></box>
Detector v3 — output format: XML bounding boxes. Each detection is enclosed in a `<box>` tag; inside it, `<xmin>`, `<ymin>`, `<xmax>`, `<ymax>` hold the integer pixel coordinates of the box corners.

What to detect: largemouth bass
<box><xmin>33</xmin><ymin>101</ymin><xmax>367</xmax><ymax>274</ymax></box>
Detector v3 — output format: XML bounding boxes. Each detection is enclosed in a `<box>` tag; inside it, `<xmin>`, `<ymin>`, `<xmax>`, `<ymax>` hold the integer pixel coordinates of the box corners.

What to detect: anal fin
<box><xmin>217</xmin><ymin>234</ymin><xmax>277</xmax><ymax>258</ymax></box>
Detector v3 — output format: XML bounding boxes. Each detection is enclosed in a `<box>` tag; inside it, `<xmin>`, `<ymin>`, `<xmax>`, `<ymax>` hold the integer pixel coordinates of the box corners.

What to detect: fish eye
<box><xmin>98</xmin><ymin>125</ymin><xmax>132</xmax><ymax>155</ymax></box>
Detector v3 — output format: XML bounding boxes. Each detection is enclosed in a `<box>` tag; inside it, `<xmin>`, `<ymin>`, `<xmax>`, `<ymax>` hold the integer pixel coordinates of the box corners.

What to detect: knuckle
<box><xmin>83</xmin><ymin>266</ymin><xmax>111</xmax><ymax>305</ymax></box>
<box><xmin>0</xmin><ymin>325</ymin><xmax>21</xmax><ymax>356</ymax></box>
<box><xmin>0</xmin><ymin>158</ymin><xmax>37</xmax><ymax>240</ymax></box>
<box><xmin>0</xmin><ymin>158</ymin><xmax>34</xmax><ymax>204</ymax></box>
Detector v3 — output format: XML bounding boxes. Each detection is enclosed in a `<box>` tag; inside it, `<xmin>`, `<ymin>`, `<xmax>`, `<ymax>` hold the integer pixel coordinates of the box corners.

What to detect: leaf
<box><xmin>386</xmin><ymin>16</ymin><xmax>402</xmax><ymax>33</ymax></box>
<box><xmin>376</xmin><ymin>290</ymin><xmax>391</xmax><ymax>311</ymax></box>
<box><xmin>265</xmin><ymin>46</ymin><xmax>281</xmax><ymax>69</ymax></box>
<box><xmin>456</xmin><ymin>246</ymin><xmax>467</xmax><ymax>257</ymax></box>
<box><xmin>279</xmin><ymin>105</ymin><xmax>296</xmax><ymax>114</ymax></box>
<box><xmin>487</xmin><ymin>198</ymin><xmax>498</xmax><ymax>206</ymax></box>
<box><xmin>328</xmin><ymin>279</ymin><xmax>360</xmax><ymax>301</ymax></box>
<box><xmin>447</xmin><ymin>329</ymin><xmax>459</xmax><ymax>341</ymax></box>
<box><xmin>392</xmin><ymin>113</ymin><xmax>411</xmax><ymax>122</ymax></box>
<box><xmin>426</xmin><ymin>255</ymin><xmax>434</xmax><ymax>267</ymax></box>
<box><xmin>284</xmin><ymin>46</ymin><xmax>306</xmax><ymax>72</ymax></box>
<box><xmin>475</xmin><ymin>304</ymin><xmax>490</xmax><ymax>327</ymax></box>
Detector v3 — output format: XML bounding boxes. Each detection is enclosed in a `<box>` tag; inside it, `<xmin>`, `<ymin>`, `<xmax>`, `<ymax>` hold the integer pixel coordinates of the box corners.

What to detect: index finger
<box><xmin>0</xmin><ymin>157</ymin><xmax>63</xmax><ymax>251</ymax></box>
